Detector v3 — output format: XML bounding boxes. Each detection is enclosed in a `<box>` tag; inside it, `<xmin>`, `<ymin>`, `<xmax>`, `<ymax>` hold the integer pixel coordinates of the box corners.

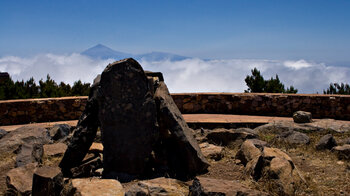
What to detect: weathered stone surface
<box><xmin>316</xmin><ymin>134</ymin><xmax>337</xmax><ymax>150</ymax></box>
<box><xmin>199</xmin><ymin>142</ymin><xmax>224</xmax><ymax>161</ymax></box>
<box><xmin>276</xmin><ymin>130</ymin><xmax>310</xmax><ymax>145</ymax></box>
<box><xmin>6</xmin><ymin>163</ymin><xmax>37</xmax><ymax>196</ymax></box>
<box><xmin>247</xmin><ymin>139</ymin><xmax>269</xmax><ymax>150</ymax></box>
<box><xmin>125</xmin><ymin>177</ymin><xmax>189</xmax><ymax>196</ymax></box>
<box><xmin>16</xmin><ymin>143</ymin><xmax>43</xmax><ymax>167</ymax></box>
<box><xmin>98</xmin><ymin>59</ymin><xmax>158</xmax><ymax>180</ymax></box>
<box><xmin>338</xmin><ymin>137</ymin><xmax>350</xmax><ymax>145</ymax></box>
<box><xmin>43</xmin><ymin>143</ymin><xmax>67</xmax><ymax>157</ymax></box>
<box><xmin>236</xmin><ymin>140</ymin><xmax>262</xmax><ymax>166</ymax></box>
<box><xmin>61</xmin><ymin>178</ymin><xmax>124</xmax><ymax>196</ymax></box>
<box><xmin>70</xmin><ymin>155</ymin><xmax>102</xmax><ymax>178</ymax></box>
<box><xmin>189</xmin><ymin>177</ymin><xmax>268</xmax><ymax>196</ymax></box>
<box><xmin>154</xmin><ymin>81</ymin><xmax>209</xmax><ymax>179</ymax></box>
<box><xmin>0</xmin><ymin>129</ymin><xmax>8</xmax><ymax>139</ymax></box>
<box><xmin>88</xmin><ymin>142</ymin><xmax>103</xmax><ymax>153</ymax></box>
<box><xmin>244</xmin><ymin>147</ymin><xmax>305</xmax><ymax>196</ymax></box>
<box><xmin>332</xmin><ymin>144</ymin><xmax>350</xmax><ymax>160</ymax></box>
<box><xmin>32</xmin><ymin>166</ymin><xmax>63</xmax><ymax>196</ymax></box>
<box><xmin>293</xmin><ymin>111</ymin><xmax>312</xmax><ymax>123</ymax></box>
<box><xmin>48</xmin><ymin>124</ymin><xmax>71</xmax><ymax>141</ymax></box>
<box><xmin>206</xmin><ymin>128</ymin><xmax>256</xmax><ymax>146</ymax></box>
<box><xmin>59</xmin><ymin>76</ymin><xmax>100</xmax><ymax>176</ymax></box>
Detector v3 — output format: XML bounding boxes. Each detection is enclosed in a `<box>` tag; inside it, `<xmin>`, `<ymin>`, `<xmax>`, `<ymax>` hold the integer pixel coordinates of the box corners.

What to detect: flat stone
<box><xmin>332</xmin><ymin>144</ymin><xmax>350</xmax><ymax>160</ymax></box>
<box><xmin>61</xmin><ymin>178</ymin><xmax>125</xmax><ymax>196</ymax></box>
<box><xmin>6</xmin><ymin>162</ymin><xmax>37</xmax><ymax>196</ymax></box>
<box><xmin>88</xmin><ymin>142</ymin><xmax>103</xmax><ymax>153</ymax></box>
<box><xmin>125</xmin><ymin>177</ymin><xmax>189</xmax><ymax>196</ymax></box>
<box><xmin>206</xmin><ymin>128</ymin><xmax>256</xmax><ymax>146</ymax></box>
<box><xmin>189</xmin><ymin>177</ymin><xmax>268</xmax><ymax>196</ymax></box>
<box><xmin>44</xmin><ymin>143</ymin><xmax>67</xmax><ymax>157</ymax></box>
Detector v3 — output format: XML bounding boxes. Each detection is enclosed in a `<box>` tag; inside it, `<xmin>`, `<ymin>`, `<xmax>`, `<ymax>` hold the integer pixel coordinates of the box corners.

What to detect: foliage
<box><xmin>245</xmin><ymin>68</ymin><xmax>298</xmax><ymax>93</ymax></box>
<box><xmin>0</xmin><ymin>74</ymin><xmax>91</xmax><ymax>100</ymax></box>
<box><xmin>323</xmin><ymin>83</ymin><xmax>350</xmax><ymax>95</ymax></box>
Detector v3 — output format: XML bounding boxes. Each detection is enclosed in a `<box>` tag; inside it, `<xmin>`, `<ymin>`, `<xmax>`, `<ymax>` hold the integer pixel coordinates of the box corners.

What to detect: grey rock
<box><xmin>293</xmin><ymin>111</ymin><xmax>312</xmax><ymax>123</ymax></box>
<box><xmin>206</xmin><ymin>128</ymin><xmax>256</xmax><ymax>146</ymax></box>
<box><xmin>189</xmin><ymin>177</ymin><xmax>268</xmax><ymax>196</ymax></box>
<box><xmin>316</xmin><ymin>134</ymin><xmax>337</xmax><ymax>150</ymax></box>
<box><xmin>332</xmin><ymin>144</ymin><xmax>350</xmax><ymax>160</ymax></box>
<box><xmin>199</xmin><ymin>142</ymin><xmax>224</xmax><ymax>161</ymax></box>
<box><xmin>48</xmin><ymin>124</ymin><xmax>71</xmax><ymax>141</ymax></box>
<box><xmin>338</xmin><ymin>137</ymin><xmax>350</xmax><ymax>145</ymax></box>
<box><xmin>277</xmin><ymin>130</ymin><xmax>310</xmax><ymax>145</ymax></box>
<box><xmin>235</xmin><ymin>140</ymin><xmax>262</xmax><ymax>166</ymax></box>
<box><xmin>32</xmin><ymin>166</ymin><xmax>63</xmax><ymax>196</ymax></box>
<box><xmin>154</xmin><ymin>81</ymin><xmax>209</xmax><ymax>179</ymax></box>
<box><xmin>0</xmin><ymin>129</ymin><xmax>8</xmax><ymax>139</ymax></box>
<box><xmin>15</xmin><ymin>143</ymin><xmax>43</xmax><ymax>167</ymax></box>
<box><xmin>247</xmin><ymin>139</ymin><xmax>269</xmax><ymax>150</ymax></box>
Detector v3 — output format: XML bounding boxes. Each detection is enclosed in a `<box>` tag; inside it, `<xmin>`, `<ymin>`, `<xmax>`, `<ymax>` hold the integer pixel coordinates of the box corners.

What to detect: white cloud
<box><xmin>0</xmin><ymin>54</ymin><xmax>349</xmax><ymax>94</ymax></box>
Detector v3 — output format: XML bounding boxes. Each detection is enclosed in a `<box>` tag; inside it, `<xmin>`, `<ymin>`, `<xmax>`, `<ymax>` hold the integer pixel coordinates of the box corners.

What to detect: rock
<box><xmin>235</xmin><ymin>127</ymin><xmax>257</xmax><ymax>135</ymax></box>
<box><xmin>154</xmin><ymin>81</ymin><xmax>209</xmax><ymax>179</ymax></box>
<box><xmin>276</xmin><ymin>130</ymin><xmax>310</xmax><ymax>145</ymax></box>
<box><xmin>61</xmin><ymin>178</ymin><xmax>124</xmax><ymax>196</ymax></box>
<box><xmin>70</xmin><ymin>155</ymin><xmax>102</xmax><ymax>178</ymax></box>
<box><xmin>6</xmin><ymin>162</ymin><xmax>37</xmax><ymax>196</ymax></box>
<box><xmin>16</xmin><ymin>143</ymin><xmax>43</xmax><ymax>167</ymax></box>
<box><xmin>48</xmin><ymin>124</ymin><xmax>71</xmax><ymax>141</ymax></box>
<box><xmin>316</xmin><ymin>134</ymin><xmax>337</xmax><ymax>150</ymax></box>
<box><xmin>125</xmin><ymin>177</ymin><xmax>189</xmax><ymax>196</ymax></box>
<box><xmin>338</xmin><ymin>137</ymin><xmax>350</xmax><ymax>145</ymax></box>
<box><xmin>244</xmin><ymin>147</ymin><xmax>305</xmax><ymax>196</ymax></box>
<box><xmin>43</xmin><ymin>143</ymin><xmax>67</xmax><ymax>157</ymax></box>
<box><xmin>206</xmin><ymin>128</ymin><xmax>256</xmax><ymax>146</ymax></box>
<box><xmin>59</xmin><ymin>76</ymin><xmax>100</xmax><ymax>175</ymax></box>
<box><xmin>199</xmin><ymin>142</ymin><xmax>224</xmax><ymax>161</ymax></box>
<box><xmin>98</xmin><ymin>59</ymin><xmax>158</xmax><ymax>181</ymax></box>
<box><xmin>236</xmin><ymin>140</ymin><xmax>262</xmax><ymax>166</ymax></box>
<box><xmin>189</xmin><ymin>177</ymin><xmax>268</xmax><ymax>196</ymax></box>
<box><xmin>247</xmin><ymin>139</ymin><xmax>269</xmax><ymax>150</ymax></box>
<box><xmin>88</xmin><ymin>142</ymin><xmax>103</xmax><ymax>153</ymax></box>
<box><xmin>293</xmin><ymin>111</ymin><xmax>312</xmax><ymax>123</ymax></box>
<box><xmin>332</xmin><ymin>144</ymin><xmax>350</xmax><ymax>160</ymax></box>
<box><xmin>0</xmin><ymin>129</ymin><xmax>8</xmax><ymax>139</ymax></box>
<box><xmin>32</xmin><ymin>166</ymin><xmax>63</xmax><ymax>196</ymax></box>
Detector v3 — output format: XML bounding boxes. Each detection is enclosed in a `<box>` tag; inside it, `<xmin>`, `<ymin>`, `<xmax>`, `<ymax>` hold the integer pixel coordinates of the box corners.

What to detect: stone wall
<box><xmin>1</xmin><ymin>93</ymin><xmax>350</xmax><ymax>126</ymax></box>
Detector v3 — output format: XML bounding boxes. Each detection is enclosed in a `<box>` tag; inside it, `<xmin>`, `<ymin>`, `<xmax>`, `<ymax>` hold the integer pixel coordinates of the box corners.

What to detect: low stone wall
<box><xmin>1</xmin><ymin>93</ymin><xmax>350</xmax><ymax>125</ymax></box>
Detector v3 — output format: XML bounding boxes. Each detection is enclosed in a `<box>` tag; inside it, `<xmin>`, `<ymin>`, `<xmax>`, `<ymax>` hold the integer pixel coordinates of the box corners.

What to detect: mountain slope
<box><xmin>81</xmin><ymin>44</ymin><xmax>132</xmax><ymax>59</ymax></box>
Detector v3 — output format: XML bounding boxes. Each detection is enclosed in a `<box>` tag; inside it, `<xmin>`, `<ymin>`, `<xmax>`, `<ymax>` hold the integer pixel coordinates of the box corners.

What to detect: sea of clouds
<box><xmin>0</xmin><ymin>53</ymin><xmax>349</xmax><ymax>94</ymax></box>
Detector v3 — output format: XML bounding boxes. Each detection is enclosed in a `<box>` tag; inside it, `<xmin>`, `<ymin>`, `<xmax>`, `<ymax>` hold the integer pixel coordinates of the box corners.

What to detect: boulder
<box><xmin>276</xmin><ymin>130</ymin><xmax>310</xmax><ymax>145</ymax></box>
<box><xmin>32</xmin><ymin>166</ymin><xmax>63</xmax><ymax>196</ymax></box>
<box><xmin>48</xmin><ymin>124</ymin><xmax>71</xmax><ymax>141</ymax></box>
<box><xmin>247</xmin><ymin>139</ymin><xmax>269</xmax><ymax>150</ymax></box>
<box><xmin>316</xmin><ymin>134</ymin><xmax>337</xmax><ymax>150</ymax></box>
<box><xmin>0</xmin><ymin>129</ymin><xmax>8</xmax><ymax>139</ymax></box>
<box><xmin>293</xmin><ymin>111</ymin><xmax>312</xmax><ymax>123</ymax></box>
<box><xmin>154</xmin><ymin>81</ymin><xmax>209</xmax><ymax>179</ymax></box>
<box><xmin>206</xmin><ymin>128</ymin><xmax>256</xmax><ymax>146</ymax></box>
<box><xmin>125</xmin><ymin>177</ymin><xmax>189</xmax><ymax>196</ymax></box>
<box><xmin>199</xmin><ymin>142</ymin><xmax>224</xmax><ymax>161</ymax></box>
<box><xmin>332</xmin><ymin>144</ymin><xmax>350</xmax><ymax>160</ymax></box>
<box><xmin>16</xmin><ymin>143</ymin><xmax>43</xmax><ymax>167</ymax></box>
<box><xmin>98</xmin><ymin>59</ymin><xmax>158</xmax><ymax>181</ymax></box>
<box><xmin>244</xmin><ymin>147</ymin><xmax>305</xmax><ymax>196</ymax></box>
<box><xmin>43</xmin><ymin>143</ymin><xmax>67</xmax><ymax>157</ymax></box>
<box><xmin>6</xmin><ymin>162</ymin><xmax>37</xmax><ymax>196</ymax></box>
<box><xmin>189</xmin><ymin>177</ymin><xmax>268</xmax><ymax>196</ymax></box>
<box><xmin>61</xmin><ymin>178</ymin><xmax>124</xmax><ymax>196</ymax></box>
<box><xmin>235</xmin><ymin>140</ymin><xmax>262</xmax><ymax>166</ymax></box>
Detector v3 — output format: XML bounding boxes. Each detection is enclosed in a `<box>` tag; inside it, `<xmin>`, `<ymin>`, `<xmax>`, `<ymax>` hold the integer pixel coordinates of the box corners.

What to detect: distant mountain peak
<box><xmin>81</xmin><ymin>44</ymin><xmax>132</xmax><ymax>60</ymax></box>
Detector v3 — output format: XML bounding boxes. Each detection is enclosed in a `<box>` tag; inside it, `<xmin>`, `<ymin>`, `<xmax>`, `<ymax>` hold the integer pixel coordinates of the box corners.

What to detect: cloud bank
<box><xmin>0</xmin><ymin>53</ymin><xmax>349</xmax><ymax>94</ymax></box>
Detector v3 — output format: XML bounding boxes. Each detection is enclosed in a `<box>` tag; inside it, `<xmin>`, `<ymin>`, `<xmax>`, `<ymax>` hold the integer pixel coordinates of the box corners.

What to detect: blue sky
<box><xmin>1</xmin><ymin>0</ymin><xmax>350</xmax><ymax>65</ymax></box>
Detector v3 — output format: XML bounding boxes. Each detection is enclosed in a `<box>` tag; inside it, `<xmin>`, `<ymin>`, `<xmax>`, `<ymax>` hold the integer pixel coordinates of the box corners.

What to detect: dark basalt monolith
<box><xmin>98</xmin><ymin>58</ymin><xmax>158</xmax><ymax>180</ymax></box>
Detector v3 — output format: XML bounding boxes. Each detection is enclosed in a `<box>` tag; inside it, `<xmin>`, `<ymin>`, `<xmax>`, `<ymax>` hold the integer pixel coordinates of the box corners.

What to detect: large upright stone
<box><xmin>98</xmin><ymin>58</ymin><xmax>158</xmax><ymax>180</ymax></box>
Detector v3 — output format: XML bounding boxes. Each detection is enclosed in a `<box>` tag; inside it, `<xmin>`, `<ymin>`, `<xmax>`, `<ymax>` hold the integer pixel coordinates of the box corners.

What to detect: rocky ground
<box><xmin>1</xmin><ymin>118</ymin><xmax>350</xmax><ymax>195</ymax></box>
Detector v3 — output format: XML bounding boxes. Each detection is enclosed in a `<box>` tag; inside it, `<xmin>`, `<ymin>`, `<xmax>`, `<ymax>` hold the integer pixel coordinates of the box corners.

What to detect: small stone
<box><xmin>43</xmin><ymin>143</ymin><xmax>67</xmax><ymax>157</ymax></box>
<box><xmin>332</xmin><ymin>144</ymin><xmax>350</xmax><ymax>160</ymax></box>
<box><xmin>0</xmin><ymin>129</ymin><xmax>8</xmax><ymax>139</ymax></box>
<box><xmin>88</xmin><ymin>142</ymin><xmax>103</xmax><ymax>153</ymax></box>
<box><xmin>49</xmin><ymin>124</ymin><xmax>71</xmax><ymax>141</ymax></box>
<box><xmin>293</xmin><ymin>111</ymin><xmax>312</xmax><ymax>123</ymax></box>
<box><xmin>32</xmin><ymin>166</ymin><xmax>63</xmax><ymax>196</ymax></box>
<box><xmin>277</xmin><ymin>131</ymin><xmax>310</xmax><ymax>145</ymax></box>
<box><xmin>199</xmin><ymin>142</ymin><xmax>224</xmax><ymax>161</ymax></box>
<box><xmin>316</xmin><ymin>134</ymin><xmax>337</xmax><ymax>150</ymax></box>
